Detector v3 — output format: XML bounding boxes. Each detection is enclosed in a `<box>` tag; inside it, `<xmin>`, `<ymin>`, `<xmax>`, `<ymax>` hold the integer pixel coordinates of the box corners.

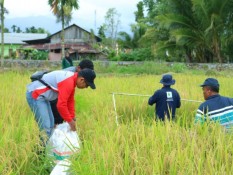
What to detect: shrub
<box><xmin>107</xmin><ymin>50</ymin><xmax>117</xmax><ymax>60</ymax></box>
<box><xmin>172</xmin><ymin>63</ymin><xmax>187</xmax><ymax>73</ymax></box>
<box><xmin>31</xmin><ymin>50</ymin><xmax>48</xmax><ymax>60</ymax></box>
<box><xmin>205</xmin><ymin>70</ymin><xmax>218</xmax><ymax>76</ymax></box>
<box><xmin>119</xmin><ymin>48</ymin><xmax>154</xmax><ymax>61</ymax></box>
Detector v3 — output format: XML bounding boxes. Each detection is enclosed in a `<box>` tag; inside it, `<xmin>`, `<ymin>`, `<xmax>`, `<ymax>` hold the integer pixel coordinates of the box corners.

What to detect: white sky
<box><xmin>4</xmin><ymin>0</ymin><xmax>141</xmax><ymax>33</ymax></box>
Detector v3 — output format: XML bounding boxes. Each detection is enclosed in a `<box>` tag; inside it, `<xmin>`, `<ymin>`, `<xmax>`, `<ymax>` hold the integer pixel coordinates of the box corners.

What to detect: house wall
<box><xmin>51</xmin><ymin>25</ymin><xmax>91</xmax><ymax>44</ymax></box>
<box><xmin>49</xmin><ymin>52</ymin><xmax>62</xmax><ymax>61</ymax></box>
<box><xmin>1</xmin><ymin>44</ymin><xmax>22</xmax><ymax>58</ymax></box>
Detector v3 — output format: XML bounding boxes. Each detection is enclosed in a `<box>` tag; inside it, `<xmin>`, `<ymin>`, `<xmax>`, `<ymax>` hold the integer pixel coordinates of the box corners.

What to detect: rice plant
<box><xmin>1</xmin><ymin>69</ymin><xmax>233</xmax><ymax>174</ymax></box>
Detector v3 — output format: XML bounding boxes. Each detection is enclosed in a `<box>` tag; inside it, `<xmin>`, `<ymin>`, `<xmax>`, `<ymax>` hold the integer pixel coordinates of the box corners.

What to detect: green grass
<box><xmin>1</xmin><ymin>62</ymin><xmax>233</xmax><ymax>174</ymax></box>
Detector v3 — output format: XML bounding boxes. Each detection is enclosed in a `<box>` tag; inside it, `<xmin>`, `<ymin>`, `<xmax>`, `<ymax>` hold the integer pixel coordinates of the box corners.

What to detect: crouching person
<box><xmin>26</xmin><ymin>68</ymin><xmax>96</xmax><ymax>142</ymax></box>
<box><xmin>50</xmin><ymin>59</ymin><xmax>94</xmax><ymax>125</ymax></box>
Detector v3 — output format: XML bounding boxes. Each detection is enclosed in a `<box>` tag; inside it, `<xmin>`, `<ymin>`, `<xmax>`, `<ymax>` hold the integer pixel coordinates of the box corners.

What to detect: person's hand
<box><xmin>68</xmin><ymin>119</ymin><xmax>76</xmax><ymax>131</ymax></box>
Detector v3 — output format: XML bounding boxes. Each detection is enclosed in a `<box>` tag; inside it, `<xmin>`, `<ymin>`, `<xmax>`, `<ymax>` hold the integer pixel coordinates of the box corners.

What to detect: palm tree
<box><xmin>117</xmin><ymin>23</ymin><xmax>147</xmax><ymax>49</ymax></box>
<box><xmin>155</xmin><ymin>0</ymin><xmax>233</xmax><ymax>63</ymax></box>
<box><xmin>48</xmin><ymin>0</ymin><xmax>79</xmax><ymax>59</ymax></box>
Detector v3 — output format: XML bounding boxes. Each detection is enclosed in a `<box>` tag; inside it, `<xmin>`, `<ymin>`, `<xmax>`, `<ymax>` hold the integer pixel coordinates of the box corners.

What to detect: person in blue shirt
<box><xmin>195</xmin><ymin>78</ymin><xmax>233</xmax><ymax>131</ymax></box>
<box><xmin>148</xmin><ymin>74</ymin><xmax>181</xmax><ymax>121</ymax></box>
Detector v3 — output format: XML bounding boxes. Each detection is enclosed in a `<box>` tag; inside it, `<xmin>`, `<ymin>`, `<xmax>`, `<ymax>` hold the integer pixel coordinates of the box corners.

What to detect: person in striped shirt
<box><xmin>195</xmin><ymin>78</ymin><xmax>233</xmax><ymax>131</ymax></box>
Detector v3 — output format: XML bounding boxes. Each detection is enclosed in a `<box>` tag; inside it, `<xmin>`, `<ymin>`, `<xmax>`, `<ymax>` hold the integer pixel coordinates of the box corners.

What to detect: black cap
<box><xmin>200</xmin><ymin>78</ymin><xmax>219</xmax><ymax>88</ymax></box>
<box><xmin>78</xmin><ymin>59</ymin><xmax>94</xmax><ymax>70</ymax></box>
<box><xmin>78</xmin><ymin>68</ymin><xmax>96</xmax><ymax>89</ymax></box>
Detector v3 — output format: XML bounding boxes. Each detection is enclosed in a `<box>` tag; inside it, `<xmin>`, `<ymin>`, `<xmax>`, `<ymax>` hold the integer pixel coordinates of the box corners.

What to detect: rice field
<box><xmin>1</xmin><ymin>68</ymin><xmax>233</xmax><ymax>175</ymax></box>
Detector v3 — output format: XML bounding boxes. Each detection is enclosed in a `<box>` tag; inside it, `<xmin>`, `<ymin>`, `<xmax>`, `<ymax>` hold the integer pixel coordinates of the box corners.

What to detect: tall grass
<box><xmin>1</xmin><ymin>65</ymin><xmax>233</xmax><ymax>174</ymax></box>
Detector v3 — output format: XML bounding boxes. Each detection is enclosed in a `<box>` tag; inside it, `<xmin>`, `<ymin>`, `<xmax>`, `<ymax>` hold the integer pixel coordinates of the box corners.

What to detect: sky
<box><xmin>4</xmin><ymin>0</ymin><xmax>141</xmax><ymax>34</ymax></box>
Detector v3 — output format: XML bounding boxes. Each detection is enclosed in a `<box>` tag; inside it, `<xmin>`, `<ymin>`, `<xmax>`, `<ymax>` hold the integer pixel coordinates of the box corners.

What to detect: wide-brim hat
<box><xmin>160</xmin><ymin>74</ymin><xmax>175</xmax><ymax>85</ymax></box>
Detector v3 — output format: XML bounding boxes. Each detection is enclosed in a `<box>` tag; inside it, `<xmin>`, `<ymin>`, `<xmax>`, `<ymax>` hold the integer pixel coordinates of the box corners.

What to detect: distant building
<box><xmin>0</xmin><ymin>33</ymin><xmax>47</xmax><ymax>58</ymax></box>
<box><xmin>23</xmin><ymin>24</ymin><xmax>103</xmax><ymax>61</ymax></box>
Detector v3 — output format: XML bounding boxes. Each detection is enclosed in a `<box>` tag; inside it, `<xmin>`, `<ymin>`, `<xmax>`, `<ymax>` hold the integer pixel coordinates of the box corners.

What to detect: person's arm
<box><xmin>67</xmin><ymin>89</ymin><xmax>75</xmax><ymax>118</ymax></box>
<box><xmin>68</xmin><ymin>119</ymin><xmax>76</xmax><ymax>131</ymax></box>
<box><xmin>148</xmin><ymin>91</ymin><xmax>158</xmax><ymax>105</ymax></box>
<box><xmin>194</xmin><ymin>105</ymin><xmax>206</xmax><ymax>124</ymax></box>
<box><xmin>176</xmin><ymin>92</ymin><xmax>181</xmax><ymax>108</ymax></box>
<box><xmin>56</xmin><ymin>78</ymin><xmax>76</xmax><ymax>131</ymax></box>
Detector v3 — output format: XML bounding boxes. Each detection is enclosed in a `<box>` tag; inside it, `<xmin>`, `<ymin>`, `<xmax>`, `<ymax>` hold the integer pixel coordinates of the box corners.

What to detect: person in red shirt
<box><xmin>50</xmin><ymin>59</ymin><xmax>94</xmax><ymax>125</ymax></box>
<box><xmin>26</xmin><ymin>68</ymin><xmax>96</xmax><ymax>139</ymax></box>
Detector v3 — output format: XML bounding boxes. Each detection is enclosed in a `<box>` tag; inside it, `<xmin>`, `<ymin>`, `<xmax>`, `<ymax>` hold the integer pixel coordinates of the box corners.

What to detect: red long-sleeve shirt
<box><xmin>27</xmin><ymin>70</ymin><xmax>78</xmax><ymax>122</ymax></box>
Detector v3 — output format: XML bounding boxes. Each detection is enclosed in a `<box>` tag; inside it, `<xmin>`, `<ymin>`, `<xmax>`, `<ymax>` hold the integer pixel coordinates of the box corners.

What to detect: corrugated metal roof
<box><xmin>0</xmin><ymin>33</ymin><xmax>47</xmax><ymax>44</ymax></box>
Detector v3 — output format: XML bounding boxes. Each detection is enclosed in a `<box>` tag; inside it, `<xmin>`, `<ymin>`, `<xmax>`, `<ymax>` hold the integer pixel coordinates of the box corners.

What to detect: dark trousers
<box><xmin>50</xmin><ymin>99</ymin><xmax>64</xmax><ymax>125</ymax></box>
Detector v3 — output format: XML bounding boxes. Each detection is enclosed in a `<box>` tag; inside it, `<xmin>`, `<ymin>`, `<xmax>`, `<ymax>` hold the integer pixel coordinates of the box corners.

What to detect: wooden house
<box><xmin>23</xmin><ymin>24</ymin><xmax>103</xmax><ymax>60</ymax></box>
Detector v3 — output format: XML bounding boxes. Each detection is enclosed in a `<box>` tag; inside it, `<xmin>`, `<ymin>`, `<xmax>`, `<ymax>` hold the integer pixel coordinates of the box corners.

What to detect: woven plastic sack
<box><xmin>47</xmin><ymin>122</ymin><xmax>80</xmax><ymax>162</ymax></box>
<box><xmin>50</xmin><ymin>159</ymin><xmax>71</xmax><ymax>175</ymax></box>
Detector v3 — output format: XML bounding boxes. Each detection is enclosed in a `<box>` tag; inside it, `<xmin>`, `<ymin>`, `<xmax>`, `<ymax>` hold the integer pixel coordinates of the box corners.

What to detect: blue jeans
<box><xmin>26</xmin><ymin>91</ymin><xmax>54</xmax><ymax>138</ymax></box>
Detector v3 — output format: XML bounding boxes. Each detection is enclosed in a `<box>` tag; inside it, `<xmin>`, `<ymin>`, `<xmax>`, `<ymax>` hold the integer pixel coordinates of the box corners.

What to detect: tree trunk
<box><xmin>184</xmin><ymin>47</ymin><xmax>193</xmax><ymax>63</ymax></box>
<box><xmin>61</xmin><ymin>7</ymin><xmax>65</xmax><ymax>60</ymax></box>
<box><xmin>212</xmin><ymin>32</ymin><xmax>222</xmax><ymax>63</ymax></box>
<box><xmin>215</xmin><ymin>42</ymin><xmax>222</xmax><ymax>63</ymax></box>
<box><xmin>1</xmin><ymin>1</ymin><xmax>4</xmax><ymax>67</ymax></box>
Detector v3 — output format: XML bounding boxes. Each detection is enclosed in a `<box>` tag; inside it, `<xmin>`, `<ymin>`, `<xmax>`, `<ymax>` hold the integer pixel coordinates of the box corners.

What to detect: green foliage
<box><xmin>119</xmin><ymin>48</ymin><xmax>153</xmax><ymax>61</ymax></box>
<box><xmin>135</xmin><ymin>1</ymin><xmax>144</xmax><ymax>22</ymax></box>
<box><xmin>205</xmin><ymin>70</ymin><xmax>219</xmax><ymax>76</ymax></box>
<box><xmin>21</xmin><ymin>48</ymin><xmax>48</xmax><ymax>60</ymax></box>
<box><xmin>171</xmin><ymin>63</ymin><xmax>187</xmax><ymax>73</ymax></box>
<box><xmin>94</xmin><ymin>61</ymin><xmax>189</xmax><ymax>75</ymax></box>
<box><xmin>98</xmin><ymin>25</ymin><xmax>106</xmax><ymax>38</ymax></box>
<box><xmin>25</xmin><ymin>26</ymin><xmax>50</xmax><ymax>35</ymax></box>
<box><xmin>107</xmin><ymin>50</ymin><xmax>117</xmax><ymax>60</ymax></box>
<box><xmin>11</xmin><ymin>50</ymin><xmax>17</xmax><ymax>59</ymax></box>
<box><xmin>154</xmin><ymin>0</ymin><xmax>233</xmax><ymax>63</ymax></box>
<box><xmin>31</xmin><ymin>50</ymin><xmax>48</xmax><ymax>60</ymax></box>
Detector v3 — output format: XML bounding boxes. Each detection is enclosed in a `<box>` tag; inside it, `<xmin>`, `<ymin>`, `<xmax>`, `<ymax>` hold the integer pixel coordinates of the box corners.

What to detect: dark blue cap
<box><xmin>160</xmin><ymin>74</ymin><xmax>175</xmax><ymax>85</ymax></box>
<box><xmin>200</xmin><ymin>78</ymin><xmax>219</xmax><ymax>88</ymax></box>
<box><xmin>78</xmin><ymin>68</ymin><xmax>96</xmax><ymax>89</ymax></box>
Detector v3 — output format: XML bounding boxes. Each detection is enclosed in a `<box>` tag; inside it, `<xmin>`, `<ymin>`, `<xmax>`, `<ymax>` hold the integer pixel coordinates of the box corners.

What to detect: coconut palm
<box><xmin>118</xmin><ymin>23</ymin><xmax>147</xmax><ymax>49</ymax></box>
<box><xmin>155</xmin><ymin>0</ymin><xmax>233</xmax><ymax>63</ymax></box>
<box><xmin>48</xmin><ymin>0</ymin><xmax>79</xmax><ymax>58</ymax></box>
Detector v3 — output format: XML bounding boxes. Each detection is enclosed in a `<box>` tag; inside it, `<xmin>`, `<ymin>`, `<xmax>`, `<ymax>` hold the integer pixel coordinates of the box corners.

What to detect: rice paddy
<box><xmin>1</xmin><ymin>65</ymin><xmax>233</xmax><ymax>174</ymax></box>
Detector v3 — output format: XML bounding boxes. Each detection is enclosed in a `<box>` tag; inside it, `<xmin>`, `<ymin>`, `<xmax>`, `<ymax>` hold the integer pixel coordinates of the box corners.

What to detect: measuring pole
<box><xmin>112</xmin><ymin>93</ymin><xmax>119</xmax><ymax>126</ymax></box>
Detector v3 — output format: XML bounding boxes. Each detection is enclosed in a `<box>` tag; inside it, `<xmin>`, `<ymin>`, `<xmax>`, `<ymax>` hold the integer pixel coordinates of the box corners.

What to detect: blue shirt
<box><xmin>195</xmin><ymin>94</ymin><xmax>233</xmax><ymax>131</ymax></box>
<box><xmin>148</xmin><ymin>86</ymin><xmax>181</xmax><ymax>120</ymax></box>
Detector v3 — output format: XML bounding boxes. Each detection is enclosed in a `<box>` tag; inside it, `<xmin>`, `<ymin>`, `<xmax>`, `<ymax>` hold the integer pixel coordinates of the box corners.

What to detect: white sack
<box><xmin>50</xmin><ymin>159</ymin><xmax>71</xmax><ymax>175</ymax></box>
<box><xmin>47</xmin><ymin>122</ymin><xmax>81</xmax><ymax>161</ymax></box>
